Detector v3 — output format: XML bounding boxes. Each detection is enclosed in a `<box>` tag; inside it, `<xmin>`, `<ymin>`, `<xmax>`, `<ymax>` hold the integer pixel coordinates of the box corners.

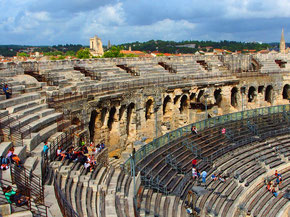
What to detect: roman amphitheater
<box><xmin>0</xmin><ymin>53</ymin><xmax>289</xmax><ymax>217</ymax></box>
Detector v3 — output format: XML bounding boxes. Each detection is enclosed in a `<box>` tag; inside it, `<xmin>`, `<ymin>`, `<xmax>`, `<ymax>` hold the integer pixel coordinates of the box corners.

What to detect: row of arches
<box><xmin>89</xmin><ymin>84</ymin><xmax>289</xmax><ymax>142</ymax></box>
<box><xmin>230</xmin><ymin>84</ymin><xmax>289</xmax><ymax>107</ymax></box>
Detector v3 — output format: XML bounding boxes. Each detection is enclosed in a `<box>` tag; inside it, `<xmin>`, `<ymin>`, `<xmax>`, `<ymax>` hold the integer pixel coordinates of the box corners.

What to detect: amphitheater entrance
<box><xmin>231</xmin><ymin>87</ymin><xmax>238</xmax><ymax>107</ymax></box>
<box><xmin>89</xmin><ymin>110</ymin><xmax>98</xmax><ymax>142</ymax></box>
<box><xmin>248</xmin><ymin>86</ymin><xmax>256</xmax><ymax>102</ymax></box>
<box><xmin>145</xmin><ymin>99</ymin><xmax>154</xmax><ymax>120</ymax></box>
<box><xmin>179</xmin><ymin>95</ymin><xmax>188</xmax><ymax>113</ymax></box>
<box><xmin>265</xmin><ymin>85</ymin><xmax>274</xmax><ymax>103</ymax></box>
<box><xmin>107</xmin><ymin>107</ymin><xmax>117</xmax><ymax>131</ymax></box>
<box><xmin>214</xmin><ymin>89</ymin><xmax>222</xmax><ymax>107</ymax></box>
<box><xmin>126</xmin><ymin>103</ymin><xmax>135</xmax><ymax>135</ymax></box>
<box><xmin>163</xmin><ymin>95</ymin><xmax>172</xmax><ymax>115</ymax></box>
<box><xmin>282</xmin><ymin>84</ymin><xmax>289</xmax><ymax>100</ymax></box>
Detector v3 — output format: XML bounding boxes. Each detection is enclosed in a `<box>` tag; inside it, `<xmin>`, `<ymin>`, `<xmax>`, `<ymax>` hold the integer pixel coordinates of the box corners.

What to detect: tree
<box><xmin>103</xmin><ymin>46</ymin><xmax>124</xmax><ymax>58</ymax></box>
<box><xmin>76</xmin><ymin>48</ymin><xmax>91</xmax><ymax>59</ymax></box>
<box><xmin>18</xmin><ymin>52</ymin><xmax>29</xmax><ymax>57</ymax></box>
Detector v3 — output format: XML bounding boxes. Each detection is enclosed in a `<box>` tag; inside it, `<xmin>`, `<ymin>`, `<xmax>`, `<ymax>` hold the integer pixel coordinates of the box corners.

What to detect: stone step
<box><xmin>16</xmin><ymin>104</ymin><xmax>48</xmax><ymax>117</ymax></box>
<box><xmin>5</xmin><ymin>210</ymin><xmax>33</xmax><ymax>217</ymax></box>
<box><xmin>23</xmin><ymin>156</ymin><xmax>38</xmax><ymax>173</ymax></box>
<box><xmin>22</xmin><ymin>112</ymin><xmax>62</xmax><ymax>134</ymax></box>
<box><xmin>0</xmin><ymin>141</ymin><xmax>13</xmax><ymax>156</ymax></box>
<box><xmin>0</xmin><ymin>93</ymin><xmax>40</xmax><ymax>110</ymax></box>
<box><xmin>6</xmin><ymin>99</ymin><xmax>40</xmax><ymax>114</ymax></box>
<box><xmin>14</xmin><ymin>145</ymin><xmax>27</xmax><ymax>161</ymax></box>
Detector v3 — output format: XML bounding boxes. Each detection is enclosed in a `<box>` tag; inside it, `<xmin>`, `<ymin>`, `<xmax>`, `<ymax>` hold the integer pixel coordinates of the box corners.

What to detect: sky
<box><xmin>0</xmin><ymin>0</ymin><xmax>290</xmax><ymax>46</ymax></box>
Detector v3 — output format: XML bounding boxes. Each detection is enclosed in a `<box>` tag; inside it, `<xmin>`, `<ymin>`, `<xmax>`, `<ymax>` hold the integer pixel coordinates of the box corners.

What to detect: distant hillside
<box><xmin>119</xmin><ymin>40</ymin><xmax>271</xmax><ymax>54</ymax></box>
<box><xmin>0</xmin><ymin>40</ymin><xmax>273</xmax><ymax>57</ymax></box>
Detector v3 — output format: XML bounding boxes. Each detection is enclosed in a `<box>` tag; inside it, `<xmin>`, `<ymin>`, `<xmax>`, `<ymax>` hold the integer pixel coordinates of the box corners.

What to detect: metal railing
<box><xmin>10</xmin><ymin>164</ymin><xmax>44</xmax><ymax>205</ymax></box>
<box><xmin>122</xmin><ymin>104</ymin><xmax>290</xmax><ymax>174</ymax></box>
<box><xmin>54</xmin><ymin>175</ymin><xmax>80</xmax><ymax>217</ymax></box>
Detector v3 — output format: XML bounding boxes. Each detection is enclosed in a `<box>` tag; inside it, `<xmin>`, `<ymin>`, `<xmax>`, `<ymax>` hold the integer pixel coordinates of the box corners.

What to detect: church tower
<box><xmin>280</xmin><ymin>28</ymin><xmax>286</xmax><ymax>54</ymax></box>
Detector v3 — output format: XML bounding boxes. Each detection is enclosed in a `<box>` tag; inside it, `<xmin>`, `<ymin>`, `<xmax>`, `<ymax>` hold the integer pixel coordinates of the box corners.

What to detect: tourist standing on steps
<box><xmin>191</xmin><ymin>126</ymin><xmax>198</xmax><ymax>135</ymax></box>
<box><xmin>201</xmin><ymin>170</ymin><xmax>207</xmax><ymax>184</ymax></box>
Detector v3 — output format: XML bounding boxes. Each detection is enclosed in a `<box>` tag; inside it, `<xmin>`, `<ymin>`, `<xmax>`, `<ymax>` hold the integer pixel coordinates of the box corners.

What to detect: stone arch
<box><xmin>101</xmin><ymin>108</ymin><xmax>107</xmax><ymax>126</ymax></box>
<box><xmin>174</xmin><ymin>95</ymin><xmax>180</xmax><ymax>104</ymax></box>
<box><xmin>265</xmin><ymin>85</ymin><xmax>274</xmax><ymax>103</ymax></box>
<box><xmin>126</xmin><ymin>103</ymin><xmax>135</xmax><ymax>135</ymax></box>
<box><xmin>231</xmin><ymin>87</ymin><xmax>238</xmax><ymax>107</ymax></box>
<box><xmin>214</xmin><ymin>88</ymin><xmax>222</xmax><ymax>107</ymax></box>
<box><xmin>179</xmin><ymin>95</ymin><xmax>188</xmax><ymax>113</ymax></box>
<box><xmin>107</xmin><ymin>107</ymin><xmax>117</xmax><ymax>131</ymax></box>
<box><xmin>248</xmin><ymin>86</ymin><xmax>256</xmax><ymax>102</ymax></box>
<box><xmin>119</xmin><ymin>105</ymin><xmax>126</xmax><ymax>121</ymax></box>
<box><xmin>197</xmin><ymin>90</ymin><xmax>204</xmax><ymax>102</ymax></box>
<box><xmin>190</xmin><ymin>93</ymin><xmax>196</xmax><ymax>101</ymax></box>
<box><xmin>145</xmin><ymin>99</ymin><xmax>154</xmax><ymax>120</ymax></box>
<box><xmin>163</xmin><ymin>95</ymin><xmax>172</xmax><ymax>115</ymax></box>
<box><xmin>282</xmin><ymin>84</ymin><xmax>289</xmax><ymax>99</ymax></box>
<box><xmin>89</xmin><ymin>110</ymin><xmax>98</xmax><ymax>142</ymax></box>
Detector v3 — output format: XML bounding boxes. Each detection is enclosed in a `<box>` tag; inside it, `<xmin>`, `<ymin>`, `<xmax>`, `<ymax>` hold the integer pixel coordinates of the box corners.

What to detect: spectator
<box><xmin>43</xmin><ymin>142</ymin><xmax>49</xmax><ymax>156</ymax></box>
<box><xmin>201</xmin><ymin>171</ymin><xmax>207</xmax><ymax>184</ymax></box>
<box><xmin>84</xmin><ymin>161</ymin><xmax>91</xmax><ymax>173</ymax></box>
<box><xmin>1</xmin><ymin>156</ymin><xmax>9</xmax><ymax>170</ymax></box>
<box><xmin>11</xmin><ymin>154</ymin><xmax>21</xmax><ymax>167</ymax></box>
<box><xmin>192</xmin><ymin>159</ymin><xmax>197</xmax><ymax>168</ymax></box>
<box><xmin>13</xmin><ymin>190</ymin><xmax>29</xmax><ymax>207</ymax></box>
<box><xmin>6</xmin><ymin>147</ymin><xmax>14</xmax><ymax>162</ymax></box>
<box><xmin>218</xmin><ymin>175</ymin><xmax>226</xmax><ymax>182</ymax></box>
<box><xmin>272</xmin><ymin>188</ymin><xmax>278</xmax><ymax>197</ymax></box>
<box><xmin>191</xmin><ymin>126</ymin><xmax>198</xmax><ymax>135</ymax></box>
<box><xmin>101</xmin><ymin>142</ymin><xmax>105</xmax><ymax>150</ymax></box>
<box><xmin>2</xmin><ymin>186</ymin><xmax>16</xmax><ymax>204</ymax></box>
<box><xmin>192</xmin><ymin>167</ymin><xmax>198</xmax><ymax>181</ymax></box>
<box><xmin>221</xmin><ymin>128</ymin><xmax>226</xmax><ymax>134</ymax></box>
<box><xmin>3</xmin><ymin>84</ymin><xmax>11</xmax><ymax>99</ymax></box>
<box><xmin>211</xmin><ymin>173</ymin><xmax>217</xmax><ymax>181</ymax></box>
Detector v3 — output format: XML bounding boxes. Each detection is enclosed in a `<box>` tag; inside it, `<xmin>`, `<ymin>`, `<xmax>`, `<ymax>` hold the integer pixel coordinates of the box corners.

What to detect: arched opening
<box><xmin>190</xmin><ymin>93</ymin><xmax>196</xmax><ymax>101</ymax></box>
<box><xmin>89</xmin><ymin>110</ymin><xmax>98</xmax><ymax>142</ymax></box>
<box><xmin>214</xmin><ymin>89</ymin><xmax>222</xmax><ymax>107</ymax></box>
<box><xmin>258</xmin><ymin>86</ymin><xmax>264</xmax><ymax>94</ymax></box>
<box><xmin>101</xmin><ymin>108</ymin><xmax>107</xmax><ymax>126</ymax></box>
<box><xmin>282</xmin><ymin>84</ymin><xmax>289</xmax><ymax>99</ymax></box>
<box><xmin>265</xmin><ymin>85</ymin><xmax>274</xmax><ymax>103</ymax></box>
<box><xmin>145</xmin><ymin>99</ymin><xmax>154</xmax><ymax>120</ymax></box>
<box><xmin>163</xmin><ymin>95</ymin><xmax>172</xmax><ymax>115</ymax></box>
<box><xmin>251</xmin><ymin>63</ymin><xmax>257</xmax><ymax>71</ymax></box>
<box><xmin>231</xmin><ymin>87</ymin><xmax>238</xmax><ymax>107</ymax></box>
<box><xmin>174</xmin><ymin>95</ymin><xmax>180</xmax><ymax>104</ymax></box>
<box><xmin>107</xmin><ymin>107</ymin><xmax>116</xmax><ymax>131</ymax></box>
<box><xmin>119</xmin><ymin>105</ymin><xmax>126</xmax><ymax>121</ymax></box>
<box><xmin>179</xmin><ymin>95</ymin><xmax>188</xmax><ymax>113</ymax></box>
<box><xmin>197</xmin><ymin>90</ymin><xmax>204</xmax><ymax>102</ymax></box>
<box><xmin>248</xmin><ymin>86</ymin><xmax>256</xmax><ymax>102</ymax></box>
<box><xmin>126</xmin><ymin>103</ymin><xmax>135</xmax><ymax>135</ymax></box>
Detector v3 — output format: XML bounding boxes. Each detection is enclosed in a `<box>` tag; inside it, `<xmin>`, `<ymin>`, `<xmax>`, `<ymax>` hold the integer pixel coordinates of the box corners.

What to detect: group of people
<box><xmin>1</xmin><ymin>185</ymin><xmax>29</xmax><ymax>207</ymax></box>
<box><xmin>0</xmin><ymin>147</ymin><xmax>22</xmax><ymax>171</ymax></box>
<box><xmin>55</xmin><ymin>141</ymin><xmax>105</xmax><ymax>173</ymax></box>
<box><xmin>265</xmin><ymin>170</ymin><xmax>283</xmax><ymax>197</ymax></box>
<box><xmin>191</xmin><ymin>159</ymin><xmax>207</xmax><ymax>184</ymax></box>
<box><xmin>192</xmin><ymin>159</ymin><xmax>228</xmax><ymax>185</ymax></box>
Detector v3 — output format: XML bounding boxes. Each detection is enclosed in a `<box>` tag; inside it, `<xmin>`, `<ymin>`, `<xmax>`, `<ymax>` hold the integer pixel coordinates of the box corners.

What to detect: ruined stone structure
<box><xmin>1</xmin><ymin>54</ymin><xmax>289</xmax><ymax>158</ymax></box>
<box><xmin>89</xmin><ymin>35</ymin><xmax>104</xmax><ymax>56</ymax></box>
<box><xmin>0</xmin><ymin>53</ymin><xmax>289</xmax><ymax>216</ymax></box>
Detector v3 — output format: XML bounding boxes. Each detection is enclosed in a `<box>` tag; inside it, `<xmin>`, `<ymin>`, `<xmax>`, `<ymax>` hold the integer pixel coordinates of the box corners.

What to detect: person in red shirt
<box><xmin>192</xmin><ymin>159</ymin><xmax>197</xmax><ymax>168</ymax></box>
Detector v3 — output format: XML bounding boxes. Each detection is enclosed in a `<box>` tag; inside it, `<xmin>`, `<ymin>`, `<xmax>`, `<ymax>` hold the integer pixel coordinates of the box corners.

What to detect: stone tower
<box><xmin>90</xmin><ymin>35</ymin><xmax>104</xmax><ymax>56</ymax></box>
<box><xmin>280</xmin><ymin>28</ymin><xmax>286</xmax><ymax>54</ymax></box>
<box><xmin>108</xmin><ymin>40</ymin><xmax>111</xmax><ymax>49</ymax></box>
